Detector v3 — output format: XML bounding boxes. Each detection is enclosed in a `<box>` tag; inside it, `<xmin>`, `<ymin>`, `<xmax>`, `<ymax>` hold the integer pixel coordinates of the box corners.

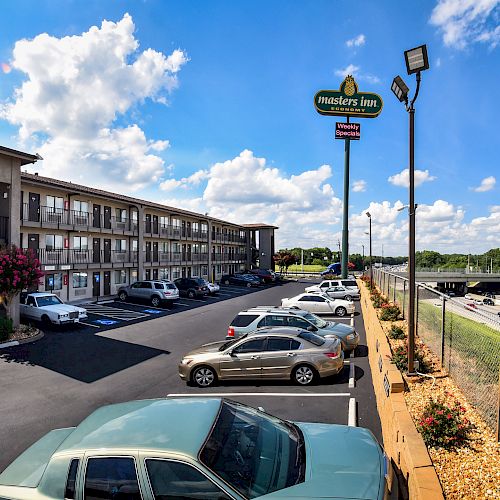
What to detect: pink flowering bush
<box><xmin>0</xmin><ymin>246</ymin><xmax>43</xmax><ymax>320</ymax></box>
<box><xmin>418</xmin><ymin>399</ymin><xmax>472</xmax><ymax>448</ymax></box>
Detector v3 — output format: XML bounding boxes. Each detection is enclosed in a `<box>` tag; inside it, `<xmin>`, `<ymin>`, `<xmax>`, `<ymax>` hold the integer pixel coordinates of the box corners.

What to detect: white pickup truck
<box><xmin>20</xmin><ymin>293</ymin><xmax>88</xmax><ymax>325</ymax></box>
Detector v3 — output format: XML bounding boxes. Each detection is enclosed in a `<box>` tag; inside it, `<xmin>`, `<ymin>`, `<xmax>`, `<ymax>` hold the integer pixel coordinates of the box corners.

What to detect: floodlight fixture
<box><xmin>366</xmin><ymin>211</ymin><xmax>371</xmax><ymax>218</ymax></box>
<box><xmin>404</xmin><ymin>44</ymin><xmax>430</xmax><ymax>75</ymax></box>
<box><xmin>391</xmin><ymin>76</ymin><xmax>409</xmax><ymax>103</ymax></box>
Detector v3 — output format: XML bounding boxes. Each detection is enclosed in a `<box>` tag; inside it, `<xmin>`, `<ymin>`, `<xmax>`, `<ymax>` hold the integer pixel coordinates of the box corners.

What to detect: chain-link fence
<box><xmin>372</xmin><ymin>268</ymin><xmax>500</xmax><ymax>436</ymax></box>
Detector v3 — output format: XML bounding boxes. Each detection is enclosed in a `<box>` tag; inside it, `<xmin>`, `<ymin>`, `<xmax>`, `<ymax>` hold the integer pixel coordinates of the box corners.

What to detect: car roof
<box><xmin>27</xmin><ymin>292</ymin><xmax>57</xmax><ymax>297</ymax></box>
<box><xmin>242</xmin><ymin>306</ymin><xmax>307</xmax><ymax>316</ymax></box>
<box><xmin>55</xmin><ymin>398</ymin><xmax>221</xmax><ymax>457</ymax></box>
<box><xmin>248</xmin><ymin>327</ymin><xmax>308</xmax><ymax>337</ymax></box>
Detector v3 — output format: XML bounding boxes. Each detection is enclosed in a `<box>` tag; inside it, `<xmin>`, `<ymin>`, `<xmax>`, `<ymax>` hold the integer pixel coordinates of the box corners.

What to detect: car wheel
<box><xmin>151</xmin><ymin>296</ymin><xmax>161</xmax><ymax>307</ymax></box>
<box><xmin>336</xmin><ymin>306</ymin><xmax>347</xmax><ymax>317</ymax></box>
<box><xmin>224</xmin><ymin>280</ymin><xmax>230</xmax><ymax>285</ymax></box>
<box><xmin>192</xmin><ymin>366</ymin><xmax>217</xmax><ymax>387</ymax></box>
<box><xmin>344</xmin><ymin>295</ymin><xmax>352</xmax><ymax>301</ymax></box>
<box><xmin>187</xmin><ymin>290</ymin><xmax>195</xmax><ymax>299</ymax></box>
<box><xmin>293</xmin><ymin>365</ymin><xmax>317</xmax><ymax>386</ymax></box>
<box><xmin>41</xmin><ymin>315</ymin><xmax>52</xmax><ymax>326</ymax></box>
<box><xmin>118</xmin><ymin>291</ymin><xmax>127</xmax><ymax>301</ymax></box>
<box><xmin>246</xmin><ymin>282</ymin><xmax>252</xmax><ymax>288</ymax></box>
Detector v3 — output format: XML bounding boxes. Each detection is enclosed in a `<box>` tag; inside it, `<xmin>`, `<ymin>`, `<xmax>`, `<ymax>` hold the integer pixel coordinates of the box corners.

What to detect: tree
<box><xmin>0</xmin><ymin>246</ymin><xmax>43</xmax><ymax>327</ymax></box>
<box><xmin>273</xmin><ymin>251</ymin><xmax>298</xmax><ymax>274</ymax></box>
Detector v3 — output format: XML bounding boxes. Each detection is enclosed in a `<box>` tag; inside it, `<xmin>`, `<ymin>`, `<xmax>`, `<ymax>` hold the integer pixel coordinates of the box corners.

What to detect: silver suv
<box><xmin>227</xmin><ymin>306</ymin><xmax>359</xmax><ymax>351</ymax></box>
<box><xmin>118</xmin><ymin>280</ymin><xmax>179</xmax><ymax>307</ymax></box>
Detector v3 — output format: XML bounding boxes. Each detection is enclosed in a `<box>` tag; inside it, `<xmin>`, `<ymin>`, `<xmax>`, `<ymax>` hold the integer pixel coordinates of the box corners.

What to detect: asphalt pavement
<box><xmin>0</xmin><ymin>279</ymin><xmax>381</xmax><ymax>472</ymax></box>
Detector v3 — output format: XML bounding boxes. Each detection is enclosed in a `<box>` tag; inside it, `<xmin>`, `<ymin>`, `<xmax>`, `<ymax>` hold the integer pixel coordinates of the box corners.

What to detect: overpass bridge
<box><xmin>392</xmin><ymin>271</ymin><xmax>500</xmax><ymax>283</ymax></box>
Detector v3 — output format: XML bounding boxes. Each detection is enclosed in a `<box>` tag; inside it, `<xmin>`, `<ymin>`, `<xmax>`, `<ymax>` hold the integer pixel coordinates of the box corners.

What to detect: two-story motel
<box><xmin>0</xmin><ymin>145</ymin><xmax>276</xmax><ymax>304</ymax></box>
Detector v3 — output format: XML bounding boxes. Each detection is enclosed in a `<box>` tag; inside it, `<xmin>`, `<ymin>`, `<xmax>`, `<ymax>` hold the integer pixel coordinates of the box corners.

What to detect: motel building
<box><xmin>0</xmin><ymin>145</ymin><xmax>277</xmax><ymax>304</ymax></box>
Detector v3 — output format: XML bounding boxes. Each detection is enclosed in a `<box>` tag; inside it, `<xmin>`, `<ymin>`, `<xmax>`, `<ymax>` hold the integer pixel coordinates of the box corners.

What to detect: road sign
<box><xmin>335</xmin><ymin>122</ymin><xmax>360</xmax><ymax>140</ymax></box>
<box><xmin>314</xmin><ymin>76</ymin><xmax>383</xmax><ymax>118</ymax></box>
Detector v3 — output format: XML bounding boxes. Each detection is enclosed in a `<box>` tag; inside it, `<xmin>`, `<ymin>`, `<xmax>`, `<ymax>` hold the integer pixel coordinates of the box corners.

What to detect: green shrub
<box><xmin>371</xmin><ymin>294</ymin><xmax>385</xmax><ymax>308</ymax></box>
<box><xmin>389</xmin><ymin>325</ymin><xmax>406</xmax><ymax>339</ymax></box>
<box><xmin>0</xmin><ymin>317</ymin><xmax>13</xmax><ymax>342</ymax></box>
<box><xmin>379</xmin><ymin>303</ymin><xmax>401</xmax><ymax>321</ymax></box>
<box><xmin>418</xmin><ymin>399</ymin><xmax>472</xmax><ymax>448</ymax></box>
<box><xmin>391</xmin><ymin>344</ymin><xmax>430</xmax><ymax>373</ymax></box>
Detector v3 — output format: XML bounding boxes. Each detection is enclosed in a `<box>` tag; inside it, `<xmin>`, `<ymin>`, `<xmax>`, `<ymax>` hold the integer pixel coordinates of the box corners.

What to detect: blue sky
<box><xmin>0</xmin><ymin>0</ymin><xmax>498</xmax><ymax>255</ymax></box>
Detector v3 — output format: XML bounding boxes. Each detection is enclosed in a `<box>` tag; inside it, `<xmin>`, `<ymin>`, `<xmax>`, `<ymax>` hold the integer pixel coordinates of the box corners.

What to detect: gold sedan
<box><xmin>178</xmin><ymin>327</ymin><xmax>344</xmax><ymax>387</ymax></box>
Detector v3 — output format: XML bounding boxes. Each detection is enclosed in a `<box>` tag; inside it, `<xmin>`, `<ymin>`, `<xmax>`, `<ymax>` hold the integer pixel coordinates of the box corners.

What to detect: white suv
<box><xmin>306</xmin><ymin>279</ymin><xmax>359</xmax><ymax>295</ymax></box>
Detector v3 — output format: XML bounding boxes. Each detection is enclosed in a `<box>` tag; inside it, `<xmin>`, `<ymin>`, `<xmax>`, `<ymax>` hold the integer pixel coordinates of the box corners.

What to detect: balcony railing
<box><xmin>212</xmin><ymin>233</ymin><xmax>247</xmax><ymax>244</ymax></box>
<box><xmin>28</xmin><ymin>249</ymin><xmax>140</xmax><ymax>265</ymax></box>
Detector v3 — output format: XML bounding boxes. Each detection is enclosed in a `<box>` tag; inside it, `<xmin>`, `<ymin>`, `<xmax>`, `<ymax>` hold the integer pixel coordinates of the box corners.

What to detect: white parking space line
<box><xmin>79</xmin><ymin>322</ymin><xmax>101</xmax><ymax>328</ymax></box>
<box><xmin>181</xmin><ymin>297</ymin><xmax>207</xmax><ymax>302</ymax></box>
<box><xmin>83</xmin><ymin>304</ymin><xmax>149</xmax><ymax>320</ymax></box>
<box><xmin>348</xmin><ymin>398</ymin><xmax>357</xmax><ymax>426</ymax></box>
<box><xmin>167</xmin><ymin>392</ymin><xmax>351</xmax><ymax>397</ymax></box>
<box><xmin>217</xmin><ymin>292</ymin><xmax>240</xmax><ymax>297</ymax></box>
<box><xmin>348</xmin><ymin>362</ymin><xmax>355</xmax><ymax>388</ymax></box>
<box><xmin>174</xmin><ymin>302</ymin><xmax>190</xmax><ymax>307</ymax></box>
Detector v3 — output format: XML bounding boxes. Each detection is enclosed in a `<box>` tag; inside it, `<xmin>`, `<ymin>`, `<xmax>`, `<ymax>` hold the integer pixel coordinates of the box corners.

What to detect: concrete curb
<box><xmin>0</xmin><ymin>330</ymin><xmax>44</xmax><ymax>350</ymax></box>
<box><xmin>358</xmin><ymin>280</ymin><xmax>444</xmax><ymax>500</ymax></box>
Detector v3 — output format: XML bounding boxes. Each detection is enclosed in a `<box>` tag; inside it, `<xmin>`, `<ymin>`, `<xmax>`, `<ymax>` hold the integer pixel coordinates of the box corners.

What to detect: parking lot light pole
<box><xmin>365</xmin><ymin>212</ymin><xmax>372</xmax><ymax>285</ymax></box>
<box><xmin>391</xmin><ymin>44</ymin><xmax>430</xmax><ymax>375</ymax></box>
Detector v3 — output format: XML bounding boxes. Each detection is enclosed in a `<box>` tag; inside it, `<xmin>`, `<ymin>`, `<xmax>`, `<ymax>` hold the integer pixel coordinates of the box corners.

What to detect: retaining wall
<box><xmin>359</xmin><ymin>280</ymin><xmax>444</xmax><ymax>500</ymax></box>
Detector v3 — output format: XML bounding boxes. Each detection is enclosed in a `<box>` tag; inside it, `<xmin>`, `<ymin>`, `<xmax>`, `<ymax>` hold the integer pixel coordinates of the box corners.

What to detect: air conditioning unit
<box><xmin>115</xmin><ymin>221</ymin><xmax>126</xmax><ymax>230</ymax></box>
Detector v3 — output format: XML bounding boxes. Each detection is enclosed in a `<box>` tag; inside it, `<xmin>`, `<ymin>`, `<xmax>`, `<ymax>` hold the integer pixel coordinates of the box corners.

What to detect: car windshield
<box><xmin>219</xmin><ymin>334</ymin><xmax>248</xmax><ymax>351</ymax></box>
<box><xmin>298</xmin><ymin>331</ymin><xmax>325</xmax><ymax>346</ymax></box>
<box><xmin>37</xmin><ymin>295</ymin><xmax>64</xmax><ymax>307</ymax></box>
<box><xmin>200</xmin><ymin>400</ymin><xmax>305</xmax><ymax>499</ymax></box>
<box><xmin>165</xmin><ymin>283</ymin><xmax>177</xmax><ymax>290</ymax></box>
<box><xmin>302</xmin><ymin>312</ymin><xmax>328</xmax><ymax>328</ymax></box>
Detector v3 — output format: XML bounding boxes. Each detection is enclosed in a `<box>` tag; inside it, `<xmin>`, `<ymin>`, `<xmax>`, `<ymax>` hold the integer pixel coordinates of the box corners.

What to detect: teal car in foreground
<box><xmin>0</xmin><ymin>398</ymin><xmax>397</xmax><ymax>500</ymax></box>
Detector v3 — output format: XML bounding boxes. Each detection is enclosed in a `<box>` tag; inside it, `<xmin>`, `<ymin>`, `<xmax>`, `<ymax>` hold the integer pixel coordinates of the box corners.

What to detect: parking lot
<box><xmin>0</xmin><ymin>279</ymin><xmax>381</xmax><ymax>472</ymax></box>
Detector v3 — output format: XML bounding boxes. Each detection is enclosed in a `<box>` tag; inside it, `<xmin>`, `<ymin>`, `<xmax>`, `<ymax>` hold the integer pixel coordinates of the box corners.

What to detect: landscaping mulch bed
<box><xmin>378</xmin><ymin>314</ymin><xmax>500</xmax><ymax>499</ymax></box>
<box><xmin>2</xmin><ymin>324</ymin><xmax>41</xmax><ymax>343</ymax></box>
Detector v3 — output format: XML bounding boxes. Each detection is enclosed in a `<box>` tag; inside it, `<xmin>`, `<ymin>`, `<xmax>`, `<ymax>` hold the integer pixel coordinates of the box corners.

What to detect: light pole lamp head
<box><xmin>391</xmin><ymin>76</ymin><xmax>409</xmax><ymax>103</ymax></box>
<box><xmin>365</xmin><ymin>211</ymin><xmax>371</xmax><ymax>218</ymax></box>
<box><xmin>404</xmin><ymin>44</ymin><xmax>430</xmax><ymax>75</ymax></box>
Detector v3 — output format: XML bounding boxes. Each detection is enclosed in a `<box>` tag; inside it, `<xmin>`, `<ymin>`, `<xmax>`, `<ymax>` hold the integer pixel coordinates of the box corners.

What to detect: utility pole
<box><xmin>301</xmin><ymin>248</ymin><xmax>304</xmax><ymax>273</ymax></box>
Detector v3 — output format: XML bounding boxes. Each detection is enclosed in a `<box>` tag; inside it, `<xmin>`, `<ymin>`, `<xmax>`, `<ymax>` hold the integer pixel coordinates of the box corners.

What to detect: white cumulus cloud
<box><xmin>0</xmin><ymin>13</ymin><xmax>188</xmax><ymax>192</ymax></box>
<box><xmin>430</xmin><ymin>0</ymin><xmax>500</xmax><ymax>49</ymax></box>
<box><xmin>388</xmin><ymin>168</ymin><xmax>437</xmax><ymax>188</ymax></box>
<box><xmin>346</xmin><ymin>34</ymin><xmax>366</xmax><ymax>47</ymax></box>
<box><xmin>472</xmin><ymin>175</ymin><xmax>496</xmax><ymax>192</ymax></box>
<box><xmin>352</xmin><ymin>180</ymin><xmax>367</xmax><ymax>192</ymax></box>
<box><xmin>334</xmin><ymin>64</ymin><xmax>380</xmax><ymax>84</ymax></box>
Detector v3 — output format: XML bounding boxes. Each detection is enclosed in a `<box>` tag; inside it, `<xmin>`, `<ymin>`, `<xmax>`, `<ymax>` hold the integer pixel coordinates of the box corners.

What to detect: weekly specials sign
<box><xmin>314</xmin><ymin>76</ymin><xmax>383</xmax><ymax>118</ymax></box>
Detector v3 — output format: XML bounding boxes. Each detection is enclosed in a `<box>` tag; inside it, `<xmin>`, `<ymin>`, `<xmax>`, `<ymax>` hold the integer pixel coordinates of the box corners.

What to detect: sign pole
<box><xmin>341</xmin><ymin>116</ymin><xmax>350</xmax><ymax>279</ymax></box>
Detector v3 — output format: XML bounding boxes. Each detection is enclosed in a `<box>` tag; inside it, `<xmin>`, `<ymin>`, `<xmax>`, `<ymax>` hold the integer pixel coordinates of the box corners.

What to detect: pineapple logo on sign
<box><xmin>314</xmin><ymin>75</ymin><xmax>383</xmax><ymax>118</ymax></box>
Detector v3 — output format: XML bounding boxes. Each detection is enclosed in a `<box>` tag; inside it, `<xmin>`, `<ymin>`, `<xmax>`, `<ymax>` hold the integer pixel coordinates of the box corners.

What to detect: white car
<box><xmin>204</xmin><ymin>280</ymin><xmax>220</xmax><ymax>295</ymax></box>
<box><xmin>310</xmin><ymin>286</ymin><xmax>360</xmax><ymax>301</ymax></box>
<box><xmin>281</xmin><ymin>292</ymin><xmax>355</xmax><ymax>317</ymax></box>
<box><xmin>20</xmin><ymin>293</ymin><xmax>88</xmax><ymax>325</ymax></box>
<box><xmin>305</xmin><ymin>279</ymin><xmax>359</xmax><ymax>295</ymax></box>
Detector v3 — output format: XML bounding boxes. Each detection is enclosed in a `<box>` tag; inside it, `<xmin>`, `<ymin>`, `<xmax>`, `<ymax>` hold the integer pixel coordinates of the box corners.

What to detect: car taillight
<box><xmin>227</xmin><ymin>326</ymin><xmax>235</xmax><ymax>337</ymax></box>
<box><xmin>324</xmin><ymin>352</ymin><xmax>339</xmax><ymax>359</ymax></box>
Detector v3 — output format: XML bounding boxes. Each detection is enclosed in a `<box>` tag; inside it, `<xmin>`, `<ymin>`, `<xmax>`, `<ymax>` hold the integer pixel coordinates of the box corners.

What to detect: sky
<box><xmin>0</xmin><ymin>0</ymin><xmax>499</xmax><ymax>257</ymax></box>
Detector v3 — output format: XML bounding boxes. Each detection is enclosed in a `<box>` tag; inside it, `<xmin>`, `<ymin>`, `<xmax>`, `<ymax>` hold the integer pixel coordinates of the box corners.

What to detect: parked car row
<box><xmin>6</xmin><ymin>276</ymin><xmax>399</xmax><ymax>499</ymax></box>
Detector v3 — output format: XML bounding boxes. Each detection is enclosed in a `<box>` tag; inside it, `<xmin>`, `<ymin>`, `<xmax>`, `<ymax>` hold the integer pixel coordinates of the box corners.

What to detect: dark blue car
<box><xmin>320</xmin><ymin>262</ymin><xmax>341</xmax><ymax>276</ymax></box>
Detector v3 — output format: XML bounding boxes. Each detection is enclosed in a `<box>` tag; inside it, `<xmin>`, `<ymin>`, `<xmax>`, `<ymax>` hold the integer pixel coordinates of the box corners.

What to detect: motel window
<box><xmin>172</xmin><ymin>267</ymin><xmax>181</xmax><ymax>279</ymax></box>
<box><xmin>73</xmin><ymin>236</ymin><xmax>88</xmax><ymax>251</ymax></box>
<box><xmin>132</xmin><ymin>239</ymin><xmax>138</xmax><ymax>252</ymax></box>
<box><xmin>160</xmin><ymin>216</ymin><xmax>168</xmax><ymax>227</ymax></box>
<box><xmin>115</xmin><ymin>208</ymin><xmax>127</xmax><ymax>222</ymax></box>
<box><xmin>46</xmin><ymin>234</ymin><xmax>63</xmax><ymax>250</ymax></box>
<box><xmin>201</xmin><ymin>223</ymin><xmax>208</xmax><ymax>232</ymax></box>
<box><xmin>159</xmin><ymin>268</ymin><xmax>169</xmax><ymax>280</ymax></box>
<box><xmin>115</xmin><ymin>270</ymin><xmax>127</xmax><ymax>284</ymax></box>
<box><xmin>201</xmin><ymin>265</ymin><xmax>208</xmax><ymax>276</ymax></box>
<box><xmin>115</xmin><ymin>239</ymin><xmax>127</xmax><ymax>251</ymax></box>
<box><xmin>172</xmin><ymin>242</ymin><xmax>181</xmax><ymax>254</ymax></box>
<box><xmin>45</xmin><ymin>273</ymin><xmax>63</xmax><ymax>291</ymax></box>
<box><xmin>47</xmin><ymin>195</ymin><xmax>64</xmax><ymax>213</ymax></box>
<box><xmin>73</xmin><ymin>272</ymin><xmax>88</xmax><ymax>288</ymax></box>
<box><xmin>73</xmin><ymin>200</ymin><xmax>89</xmax><ymax>214</ymax></box>
<box><xmin>160</xmin><ymin>242</ymin><xmax>169</xmax><ymax>253</ymax></box>
<box><xmin>131</xmin><ymin>269</ymin><xmax>138</xmax><ymax>283</ymax></box>
<box><xmin>172</xmin><ymin>218</ymin><xmax>181</xmax><ymax>228</ymax></box>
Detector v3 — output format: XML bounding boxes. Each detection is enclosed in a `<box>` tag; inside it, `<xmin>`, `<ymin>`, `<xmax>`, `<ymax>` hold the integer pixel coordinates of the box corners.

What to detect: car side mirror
<box><xmin>307</xmin><ymin>325</ymin><xmax>317</xmax><ymax>332</ymax></box>
<box><xmin>228</xmin><ymin>350</ymin><xmax>236</xmax><ymax>357</ymax></box>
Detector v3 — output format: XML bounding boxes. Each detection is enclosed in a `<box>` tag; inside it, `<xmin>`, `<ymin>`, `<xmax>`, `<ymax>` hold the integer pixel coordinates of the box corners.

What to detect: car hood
<box><xmin>185</xmin><ymin>341</ymin><xmax>228</xmax><ymax>356</ymax></box>
<box><xmin>39</xmin><ymin>304</ymin><xmax>86</xmax><ymax>314</ymax></box>
<box><xmin>260</xmin><ymin>423</ymin><xmax>383</xmax><ymax>499</ymax></box>
<box><xmin>324</xmin><ymin>322</ymin><xmax>355</xmax><ymax>335</ymax></box>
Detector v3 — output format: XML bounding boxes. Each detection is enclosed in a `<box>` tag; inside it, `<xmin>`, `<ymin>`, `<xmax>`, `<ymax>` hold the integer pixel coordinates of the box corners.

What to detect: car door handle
<box><xmin>287</xmin><ymin>353</ymin><xmax>297</xmax><ymax>357</ymax></box>
<box><xmin>250</xmin><ymin>355</ymin><xmax>260</xmax><ymax>359</ymax></box>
